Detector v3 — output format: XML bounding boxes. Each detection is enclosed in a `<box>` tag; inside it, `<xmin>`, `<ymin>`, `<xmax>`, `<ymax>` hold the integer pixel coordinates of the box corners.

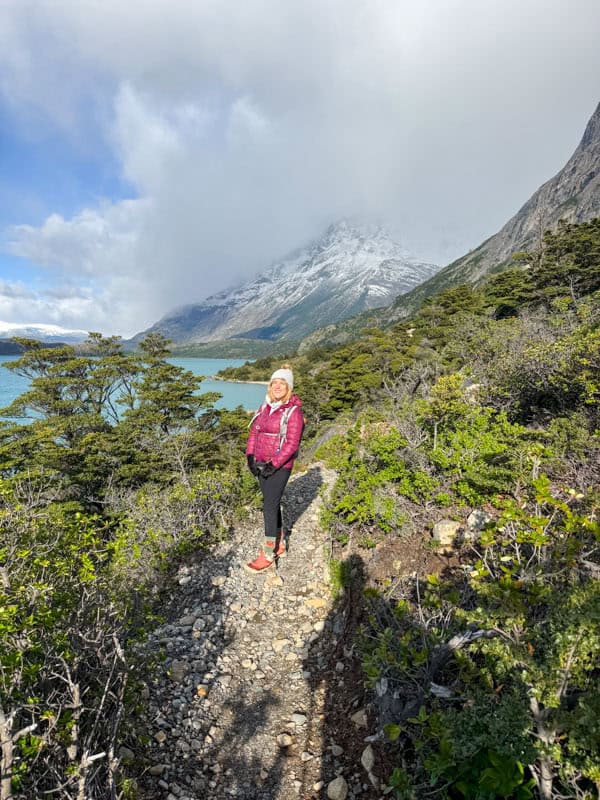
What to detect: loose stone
<box><xmin>361</xmin><ymin>744</ymin><xmax>375</xmax><ymax>772</ymax></box>
<box><xmin>351</xmin><ymin>708</ymin><xmax>368</xmax><ymax>728</ymax></box>
<box><xmin>276</xmin><ymin>733</ymin><xmax>294</xmax><ymax>747</ymax></box>
<box><xmin>327</xmin><ymin>775</ymin><xmax>349</xmax><ymax>800</ymax></box>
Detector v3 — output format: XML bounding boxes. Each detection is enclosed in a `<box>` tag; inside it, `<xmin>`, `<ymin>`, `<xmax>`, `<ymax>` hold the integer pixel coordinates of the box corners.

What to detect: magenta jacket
<box><xmin>246</xmin><ymin>394</ymin><xmax>304</xmax><ymax>470</ymax></box>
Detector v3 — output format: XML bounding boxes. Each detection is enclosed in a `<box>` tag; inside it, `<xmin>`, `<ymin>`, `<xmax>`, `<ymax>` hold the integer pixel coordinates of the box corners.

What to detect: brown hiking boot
<box><xmin>244</xmin><ymin>550</ymin><xmax>275</xmax><ymax>573</ymax></box>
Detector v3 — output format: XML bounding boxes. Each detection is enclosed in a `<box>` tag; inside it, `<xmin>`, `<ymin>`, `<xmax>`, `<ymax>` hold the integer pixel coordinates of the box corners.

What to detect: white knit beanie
<box><xmin>269</xmin><ymin>367</ymin><xmax>294</xmax><ymax>390</ymax></box>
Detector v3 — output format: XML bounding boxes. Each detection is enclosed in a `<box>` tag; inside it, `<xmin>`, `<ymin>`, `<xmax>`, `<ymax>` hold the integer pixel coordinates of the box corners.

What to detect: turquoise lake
<box><xmin>0</xmin><ymin>356</ymin><xmax>267</xmax><ymax>416</ymax></box>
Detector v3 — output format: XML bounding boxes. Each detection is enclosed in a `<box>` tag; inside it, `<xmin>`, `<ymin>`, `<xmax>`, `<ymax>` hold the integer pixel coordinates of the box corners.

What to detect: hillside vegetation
<box><xmin>0</xmin><ymin>218</ymin><xmax>598</xmax><ymax>799</ymax></box>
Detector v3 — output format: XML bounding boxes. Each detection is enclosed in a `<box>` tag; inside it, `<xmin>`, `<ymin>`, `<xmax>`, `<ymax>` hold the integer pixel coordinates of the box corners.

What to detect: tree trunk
<box><xmin>0</xmin><ymin>709</ymin><xmax>13</xmax><ymax>800</ymax></box>
<box><xmin>530</xmin><ymin>695</ymin><xmax>554</xmax><ymax>800</ymax></box>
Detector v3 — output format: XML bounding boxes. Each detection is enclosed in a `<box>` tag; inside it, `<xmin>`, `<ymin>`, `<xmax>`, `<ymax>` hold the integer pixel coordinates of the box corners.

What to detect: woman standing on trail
<box><xmin>245</xmin><ymin>364</ymin><xmax>304</xmax><ymax>573</ymax></box>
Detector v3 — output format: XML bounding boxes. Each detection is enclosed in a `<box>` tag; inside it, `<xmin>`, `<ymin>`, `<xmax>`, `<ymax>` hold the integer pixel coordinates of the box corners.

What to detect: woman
<box><xmin>245</xmin><ymin>364</ymin><xmax>304</xmax><ymax>573</ymax></box>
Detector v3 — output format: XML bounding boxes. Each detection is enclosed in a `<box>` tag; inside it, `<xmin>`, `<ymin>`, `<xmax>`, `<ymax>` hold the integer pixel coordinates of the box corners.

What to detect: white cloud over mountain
<box><xmin>1</xmin><ymin>0</ymin><xmax>599</xmax><ymax>336</ymax></box>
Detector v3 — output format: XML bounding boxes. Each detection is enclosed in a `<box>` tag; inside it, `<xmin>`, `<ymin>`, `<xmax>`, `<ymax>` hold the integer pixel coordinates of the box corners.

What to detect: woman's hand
<box><xmin>246</xmin><ymin>454</ymin><xmax>259</xmax><ymax>476</ymax></box>
<box><xmin>260</xmin><ymin>462</ymin><xmax>276</xmax><ymax>478</ymax></box>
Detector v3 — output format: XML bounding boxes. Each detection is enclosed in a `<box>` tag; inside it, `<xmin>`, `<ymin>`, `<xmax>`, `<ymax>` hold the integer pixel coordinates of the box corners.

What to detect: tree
<box><xmin>0</xmin><ymin>333</ymin><xmax>227</xmax><ymax>498</ymax></box>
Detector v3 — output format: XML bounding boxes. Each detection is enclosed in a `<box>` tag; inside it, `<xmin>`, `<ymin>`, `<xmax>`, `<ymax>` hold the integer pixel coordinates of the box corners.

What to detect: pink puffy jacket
<box><xmin>246</xmin><ymin>394</ymin><xmax>304</xmax><ymax>470</ymax></box>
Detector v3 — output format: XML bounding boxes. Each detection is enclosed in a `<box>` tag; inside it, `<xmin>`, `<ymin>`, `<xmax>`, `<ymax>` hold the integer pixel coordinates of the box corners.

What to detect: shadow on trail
<box><xmin>297</xmin><ymin>553</ymin><xmax>378</xmax><ymax>800</ymax></box>
<box><xmin>281</xmin><ymin>466</ymin><xmax>323</xmax><ymax>555</ymax></box>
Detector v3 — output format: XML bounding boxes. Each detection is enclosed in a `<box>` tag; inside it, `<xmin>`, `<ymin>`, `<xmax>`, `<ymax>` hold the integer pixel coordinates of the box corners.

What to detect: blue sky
<box><xmin>0</xmin><ymin>119</ymin><xmax>128</xmax><ymax>273</ymax></box>
<box><xmin>1</xmin><ymin>0</ymin><xmax>599</xmax><ymax>337</ymax></box>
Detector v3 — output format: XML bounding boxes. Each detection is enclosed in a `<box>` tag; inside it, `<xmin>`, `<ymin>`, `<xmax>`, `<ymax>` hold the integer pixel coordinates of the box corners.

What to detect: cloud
<box><xmin>1</xmin><ymin>0</ymin><xmax>600</xmax><ymax>335</ymax></box>
<box><xmin>0</xmin><ymin>277</ymin><xmax>100</xmax><ymax>329</ymax></box>
<box><xmin>8</xmin><ymin>200</ymin><xmax>146</xmax><ymax>274</ymax></box>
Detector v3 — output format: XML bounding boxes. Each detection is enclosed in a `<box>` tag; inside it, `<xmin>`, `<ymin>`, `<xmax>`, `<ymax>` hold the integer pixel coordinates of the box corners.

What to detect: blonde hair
<box><xmin>268</xmin><ymin>362</ymin><xmax>293</xmax><ymax>403</ymax></box>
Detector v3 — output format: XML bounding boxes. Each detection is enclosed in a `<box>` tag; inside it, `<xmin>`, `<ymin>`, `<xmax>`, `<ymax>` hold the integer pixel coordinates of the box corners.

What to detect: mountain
<box><xmin>299</xmin><ymin>101</ymin><xmax>600</xmax><ymax>349</ymax></box>
<box><xmin>134</xmin><ymin>221</ymin><xmax>438</xmax><ymax>349</ymax></box>
<box><xmin>0</xmin><ymin>322</ymin><xmax>89</xmax><ymax>344</ymax></box>
<box><xmin>388</xmin><ymin>101</ymin><xmax>600</xmax><ymax>317</ymax></box>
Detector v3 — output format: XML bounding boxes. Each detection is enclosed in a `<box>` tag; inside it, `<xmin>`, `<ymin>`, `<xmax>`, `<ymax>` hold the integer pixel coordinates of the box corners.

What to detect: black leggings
<box><xmin>259</xmin><ymin>468</ymin><xmax>291</xmax><ymax>540</ymax></box>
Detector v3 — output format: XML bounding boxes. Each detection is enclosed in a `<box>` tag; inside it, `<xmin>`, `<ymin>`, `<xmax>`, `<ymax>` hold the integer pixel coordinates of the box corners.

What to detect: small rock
<box><xmin>327</xmin><ymin>775</ymin><xmax>348</xmax><ymax>800</ymax></box>
<box><xmin>291</xmin><ymin>713</ymin><xmax>307</xmax><ymax>726</ymax></box>
<box><xmin>211</xmin><ymin>576</ymin><xmax>227</xmax><ymax>587</ymax></box>
<box><xmin>305</xmin><ymin>597</ymin><xmax>327</xmax><ymax>609</ymax></box>
<box><xmin>169</xmin><ymin>660</ymin><xmax>189</xmax><ymax>682</ymax></box>
<box><xmin>432</xmin><ymin>519</ymin><xmax>462</xmax><ymax>547</ymax></box>
<box><xmin>149</xmin><ymin>764</ymin><xmax>166</xmax><ymax>775</ymax></box>
<box><xmin>361</xmin><ymin>745</ymin><xmax>375</xmax><ymax>772</ymax></box>
<box><xmin>118</xmin><ymin>746</ymin><xmax>134</xmax><ymax>761</ymax></box>
<box><xmin>272</xmin><ymin>638</ymin><xmax>291</xmax><ymax>653</ymax></box>
<box><xmin>154</xmin><ymin>730</ymin><xmax>167</xmax><ymax>744</ymax></box>
<box><xmin>467</xmin><ymin>509</ymin><xmax>493</xmax><ymax>532</ymax></box>
<box><xmin>277</xmin><ymin>733</ymin><xmax>294</xmax><ymax>747</ymax></box>
<box><xmin>368</xmin><ymin>771</ymin><xmax>379</xmax><ymax>788</ymax></box>
<box><xmin>351</xmin><ymin>708</ymin><xmax>368</xmax><ymax>728</ymax></box>
<box><xmin>330</xmin><ymin>744</ymin><xmax>344</xmax><ymax>756</ymax></box>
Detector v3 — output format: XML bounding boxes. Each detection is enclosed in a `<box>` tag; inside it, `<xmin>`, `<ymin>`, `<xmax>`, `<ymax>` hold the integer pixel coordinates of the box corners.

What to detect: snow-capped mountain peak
<box><xmin>137</xmin><ymin>220</ymin><xmax>439</xmax><ymax>345</ymax></box>
<box><xmin>0</xmin><ymin>321</ymin><xmax>89</xmax><ymax>343</ymax></box>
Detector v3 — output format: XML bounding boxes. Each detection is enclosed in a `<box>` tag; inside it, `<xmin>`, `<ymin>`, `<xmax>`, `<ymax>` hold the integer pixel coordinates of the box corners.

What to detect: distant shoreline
<box><xmin>212</xmin><ymin>376</ymin><xmax>268</xmax><ymax>385</ymax></box>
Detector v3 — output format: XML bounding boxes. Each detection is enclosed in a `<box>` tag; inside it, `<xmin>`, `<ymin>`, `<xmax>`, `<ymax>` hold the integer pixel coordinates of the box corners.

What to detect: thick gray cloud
<box><xmin>1</xmin><ymin>0</ymin><xmax>599</xmax><ymax>335</ymax></box>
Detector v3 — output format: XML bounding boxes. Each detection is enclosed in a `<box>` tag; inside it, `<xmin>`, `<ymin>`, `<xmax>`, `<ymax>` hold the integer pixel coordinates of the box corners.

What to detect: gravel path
<box><xmin>133</xmin><ymin>464</ymin><xmax>383</xmax><ymax>800</ymax></box>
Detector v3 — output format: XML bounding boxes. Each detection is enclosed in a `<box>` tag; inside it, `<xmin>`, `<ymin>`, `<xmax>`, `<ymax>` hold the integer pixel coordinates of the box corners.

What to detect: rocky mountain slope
<box><xmin>299</xmin><ymin>101</ymin><xmax>600</xmax><ymax>350</ymax></box>
<box><xmin>388</xmin><ymin>101</ymin><xmax>600</xmax><ymax>318</ymax></box>
<box><xmin>134</xmin><ymin>221</ymin><xmax>438</xmax><ymax>348</ymax></box>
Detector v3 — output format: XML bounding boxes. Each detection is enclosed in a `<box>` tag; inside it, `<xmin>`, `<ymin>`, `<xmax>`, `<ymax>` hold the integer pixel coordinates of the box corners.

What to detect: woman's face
<box><xmin>270</xmin><ymin>379</ymin><xmax>288</xmax><ymax>401</ymax></box>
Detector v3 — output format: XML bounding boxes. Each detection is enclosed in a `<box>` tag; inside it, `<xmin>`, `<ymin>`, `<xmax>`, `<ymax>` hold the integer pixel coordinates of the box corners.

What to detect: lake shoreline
<box><xmin>212</xmin><ymin>376</ymin><xmax>268</xmax><ymax>386</ymax></box>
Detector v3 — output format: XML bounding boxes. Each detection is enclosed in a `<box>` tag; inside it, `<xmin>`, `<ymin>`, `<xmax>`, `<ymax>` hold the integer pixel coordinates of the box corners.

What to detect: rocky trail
<box><xmin>134</xmin><ymin>464</ymin><xmax>384</xmax><ymax>800</ymax></box>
